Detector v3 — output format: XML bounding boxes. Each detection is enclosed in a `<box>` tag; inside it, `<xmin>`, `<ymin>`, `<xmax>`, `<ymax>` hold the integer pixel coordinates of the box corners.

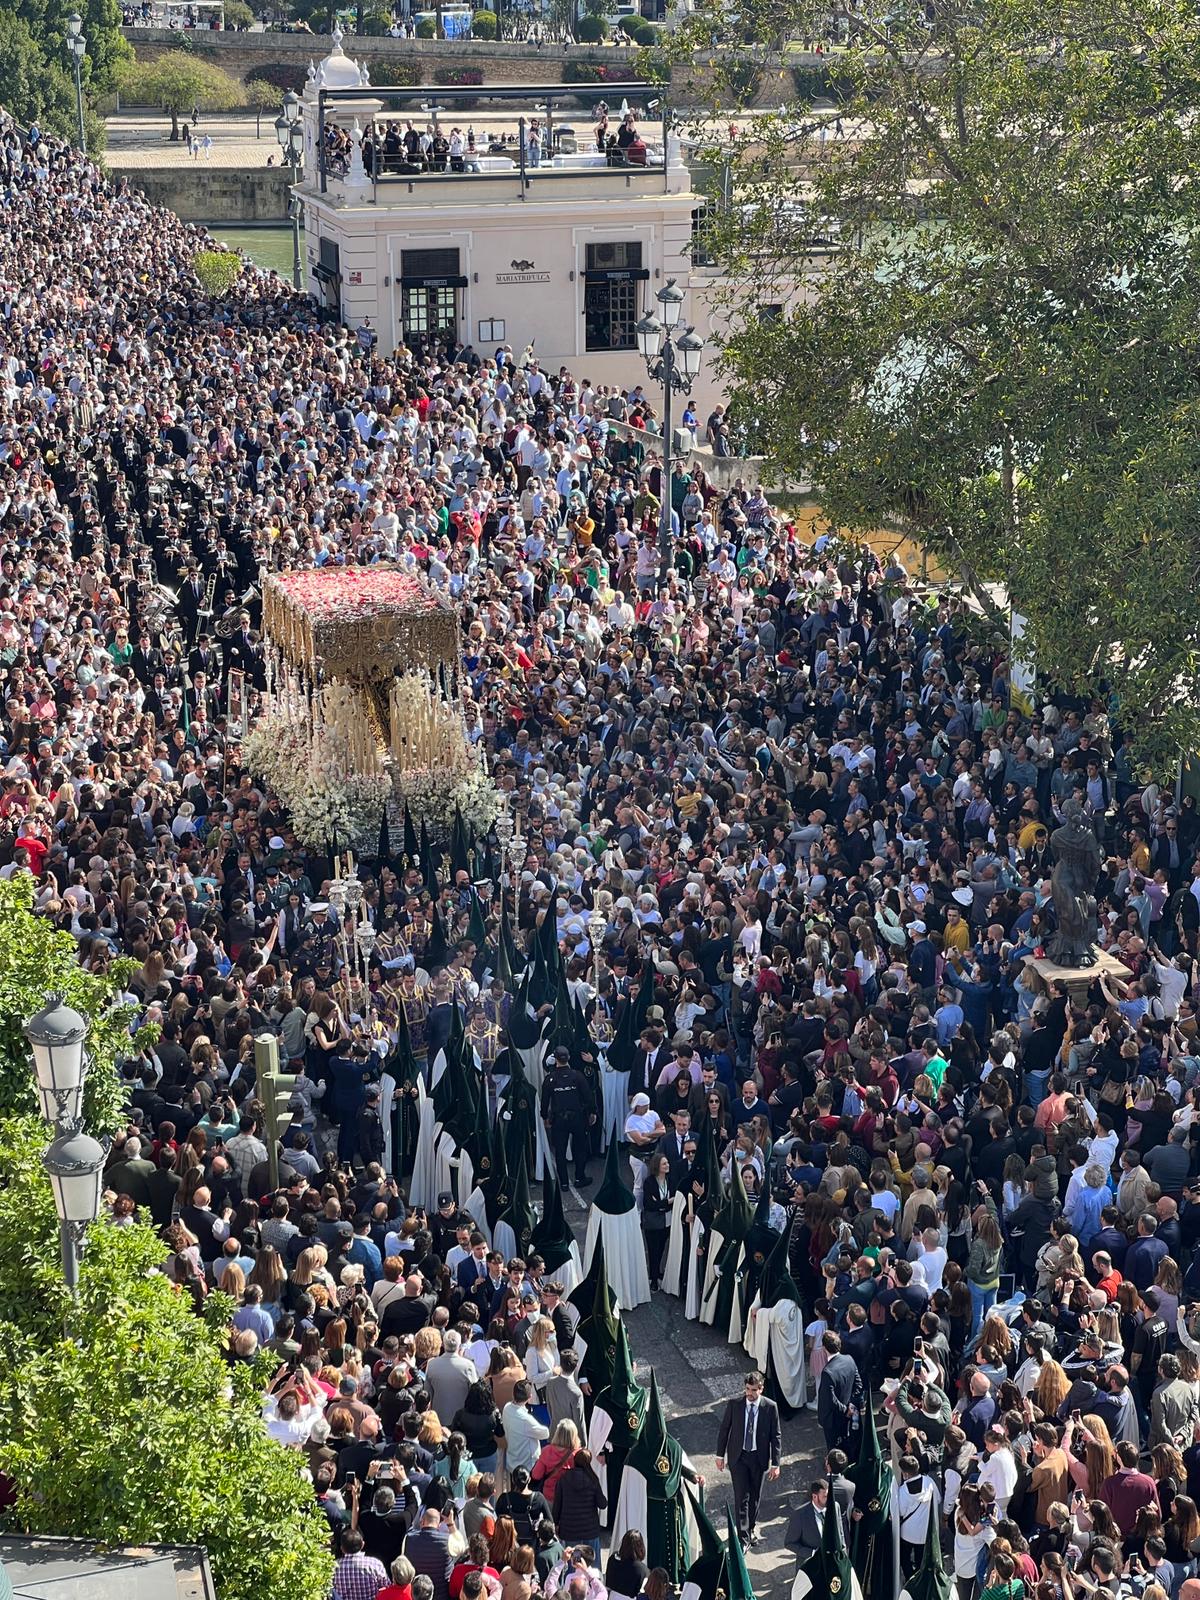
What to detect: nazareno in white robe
<box><xmin>583</xmin><ymin>1200</ymin><xmax>651</xmax><ymax>1311</ymax></box>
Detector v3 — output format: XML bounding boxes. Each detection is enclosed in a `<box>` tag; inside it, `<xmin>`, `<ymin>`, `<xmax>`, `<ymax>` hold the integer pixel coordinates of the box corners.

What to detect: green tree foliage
<box><xmin>0</xmin><ymin>1119</ymin><xmax>333</xmax><ymax>1600</ymax></box>
<box><xmin>193</xmin><ymin>247</ymin><xmax>244</xmax><ymax>294</ymax></box>
<box><xmin>246</xmin><ymin>72</ymin><xmax>282</xmax><ymax>135</ymax></box>
<box><xmin>0</xmin><ymin>13</ymin><xmax>75</xmax><ymax>134</ymax></box>
<box><xmin>9</xmin><ymin>0</ymin><xmax>130</xmax><ymax>94</ymax></box>
<box><xmin>118</xmin><ymin>54</ymin><xmax>242</xmax><ymax>138</ymax></box>
<box><xmin>471</xmin><ymin>8</ymin><xmax>497</xmax><ymax>37</ymax></box>
<box><xmin>223</xmin><ymin>0</ymin><xmax>255</xmax><ymax>24</ymax></box>
<box><xmin>573</xmin><ymin>15</ymin><xmax>607</xmax><ymax>42</ymax></box>
<box><xmin>676</xmin><ymin>0</ymin><xmax>1200</xmax><ymax>775</ymax></box>
<box><xmin>0</xmin><ymin>877</ymin><xmax>138</xmax><ymax>1133</ymax></box>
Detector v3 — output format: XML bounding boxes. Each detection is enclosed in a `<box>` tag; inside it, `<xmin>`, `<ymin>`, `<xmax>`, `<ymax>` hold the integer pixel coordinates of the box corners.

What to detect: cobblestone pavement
<box><xmin>565</xmin><ymin>1176</ymin><xmax>821</xmax><ymax>1598</ymax></box>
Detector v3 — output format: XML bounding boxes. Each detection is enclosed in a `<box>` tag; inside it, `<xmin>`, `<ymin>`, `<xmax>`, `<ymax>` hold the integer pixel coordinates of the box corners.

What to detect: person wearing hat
<box><xmin>624</xmin><ymin>1091</ymin><xmax>664</xmax><ymax>1196</ymax></box>
<box><xmin>430</xmin><ymin>1191</ymin><xmax>468</xmax><ymax>1258</ymax></box>
<box><xmin>540</xmin><ymin>1045</ymin><xmax>595</xmax><ymax>1190</ymax></box>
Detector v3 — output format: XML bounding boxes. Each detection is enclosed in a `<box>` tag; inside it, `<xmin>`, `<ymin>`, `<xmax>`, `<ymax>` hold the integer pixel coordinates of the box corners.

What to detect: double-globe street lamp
<box><xmin>274</xmin><ymin>89</ymin><xmax>305</xmax><ymax>292</ymax></box>
<box><xmin>635</xmin><ymin>279</ymin><xmax>705</xmax><ymax>582</ymax></box>
<box><xmin>25</xmin><ymin>996</ymin><xmax>107</xmax><ymax>1294</ymax></box>
<box><xmin>67</xmin><ymin>12</ymin><xmax>87</xmax><ymax>154</ymax></box>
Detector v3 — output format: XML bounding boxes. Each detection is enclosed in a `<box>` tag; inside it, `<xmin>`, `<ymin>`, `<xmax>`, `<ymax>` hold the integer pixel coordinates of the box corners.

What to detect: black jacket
<box><xmin>552</xmin><ymin>1462</ymin><xmax>608</xmax><ymax>1541</ymax></box>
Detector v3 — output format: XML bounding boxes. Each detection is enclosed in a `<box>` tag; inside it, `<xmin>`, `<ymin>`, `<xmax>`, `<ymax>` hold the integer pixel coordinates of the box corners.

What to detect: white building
<box><xmin>292</xmin><ymin>33</ymin><xmax>802</xmax><ymax>411</ymax></box>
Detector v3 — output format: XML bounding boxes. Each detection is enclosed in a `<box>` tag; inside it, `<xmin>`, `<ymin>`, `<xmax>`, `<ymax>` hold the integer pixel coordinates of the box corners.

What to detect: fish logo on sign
<box><xmin>511</xmin><ymin>258</ymin><xmax>535</xmax><ymax>271</ymax></box>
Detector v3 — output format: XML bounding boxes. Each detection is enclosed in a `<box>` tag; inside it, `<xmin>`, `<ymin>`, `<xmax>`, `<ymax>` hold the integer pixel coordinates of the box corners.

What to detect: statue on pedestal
<box><xmin>1047</xmin><ymin>798</ymin><xmax>1103</xmax><ymax>967</ymax></box>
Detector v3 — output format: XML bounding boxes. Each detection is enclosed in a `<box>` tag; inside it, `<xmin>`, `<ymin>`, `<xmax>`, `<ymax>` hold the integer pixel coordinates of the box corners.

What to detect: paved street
<box><xmin>563</xmin><ymin>1178</ymin><xmax>821</xmax><ymax>1598</ymax></box>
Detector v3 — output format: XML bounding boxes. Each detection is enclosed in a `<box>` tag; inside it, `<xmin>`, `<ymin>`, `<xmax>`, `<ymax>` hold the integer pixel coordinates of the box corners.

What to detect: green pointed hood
<box><xmin>425</xmin><ymin>903</ymin><xmax>449</xmax><ymax>972</ymax></box>
<box><xmin>496</xmin><ymin>1138</ymin><xmax>535</xmax><ymax>1257</ymax></box>
<box><xmin>419</xmin><ymin>818</ymin><xmax>440</xmax><ymax>897</ymax></box>
<box><xmin>592</xmin><ymin>1320</ymin><xmax>648</xmax><ymax>1449</ymax></box>
<box><xmin>713</xmin><ymin>1142</ymin><xmax>753</xmax><ymax>1241</ymax></box>
<box><xmin>605</xmin><ymin>981</ymin><xmax>637</xmax><ymax>1074</ymax></box>
<box><xmin>848</xmin><ymin>1392</ymin><xmax>893</xmax><ymax>1542</ymax></box>
<box><xmin>694</xmin><ymin>1114</ymin><xmax>725</xmax><ymax>1213</ymax></box>
<box><xmin>467</xmin><ymin>887</ymin><xmax>488</xmax><ymax>949</ymax></box>
<box><xmin>433</xmin><ymin>1012</ymin><xmax>478</xmax><ymax>1147</ymax></box>
<box><xmin>507</xmin><ymin>974</ymin><xmax>544</xmax><ymax>1051</ymax></box>
<box><xmin>757</xmin><ymin>1213</ymin><xmax>801</xmax><ymax>1309</ymax></box>
<box><xmin>384</xmin><ymin>1003</ymin><xmax>421</xmax><ymax>1088</ymax></box>
<box><xmin>742</xmin><ymin>1176</ymin><xmax>781</xmax><ymax>1270</ymax></box>
<box><xmin>903</xmin><ymin>1489</ymin><xmax>953</xmax><ymax>1600</ymax></box>
<box><xmin>478</xmin><ymin>1115</ymin><xmax>510</xmax><ymax>1230</ymax></box>
<box><xmin>724</xmin><ymin>1510</ymin><xmax>757</xmax><ymax>1600</ymax></box>
<box><xmin>569</xmin><ymin>1225</ymin><xmax>609</xmax><ymax>1316</ymax></box>
<box><xmin>682</xmin><ymin>1481</ymin><xmax>727</xmax><ymax>1600</ymax></box>
<box><xmin>592</xmin><ymin>1132</ymin><xmax>637</xmax><ymax>1216</ymax></box>
<box><xmin>403</xmin><ymin>803</ymin><xmax>419</xmax><ymax>865</ymax></box>
<box><xmin>803</xmin><ymin>1462</ymin><xmax>854</xmax><ymax>1599</ymax></box>
<box><xmin>530</xmin><ymin>1167</ymin><xmax>574</xmax><ymax>1274</ymax></box>
<box><xmin>623</xmin><ymin>1371</ymin><xmax>681</xmax><ymax>1489</ymax></box>
<box><xmin>576</xmin><ymin>1242</ymin><xmax>619</xmax><ymax>1395</ymax></box>
<box><xmin>377</xmin><ymin>805</ymin><xmax>392</xmax><ymax>866</ymax></box>
<box><xmin>463</xmin><ymin>1056</ymin><xmax>496</xmax><ymax>1186</ymax></box>
<box><xmin>499</xmin><ymin>1050</ymin><xmax>538</xmax><ymax>1175</ymax></box>
<box><xmin>623</xmin><ymin>1374</ymin><xmax>688</xmax><ymax>1581</ymax></box>
<box><xmin>451</xmin><ymin>803</ymin><xmax>470</xmax><ymax>877</ymax></box>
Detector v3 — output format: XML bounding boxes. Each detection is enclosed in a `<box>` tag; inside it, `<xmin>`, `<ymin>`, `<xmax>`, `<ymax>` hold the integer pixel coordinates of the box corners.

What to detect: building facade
<box><xmin>293</xmin><ymin>37</ymin><xmax>804</xmax><ymax>411</ymax></box>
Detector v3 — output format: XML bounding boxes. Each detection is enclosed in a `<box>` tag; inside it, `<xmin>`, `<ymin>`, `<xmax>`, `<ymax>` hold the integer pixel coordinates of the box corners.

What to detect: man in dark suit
<box><xmin>824</xmin><ymin>1448</ymin><xmax>856</xmax><ymax>1527</ymax></box>
<box><xmin>715</xmin><ymin>1371</ymin><xmax>781</xmax><ymax>1545</ymax></box>
<box><xmin>785</xmin><ymin>1479</ymin><xmax>844</xmax><ymax>1568</ymax></box>
<box><xmin>816</xmin><ymin>1330</ymin><xmax>865</xmax><ymax>1452</ymax></box>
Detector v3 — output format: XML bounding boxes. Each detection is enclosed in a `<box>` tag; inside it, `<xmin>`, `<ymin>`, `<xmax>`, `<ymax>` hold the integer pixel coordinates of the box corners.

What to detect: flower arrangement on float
<box><xmin>243</xmin><ymin>711</ymin><xmax>392</xmax><ymax>851</ymax></box>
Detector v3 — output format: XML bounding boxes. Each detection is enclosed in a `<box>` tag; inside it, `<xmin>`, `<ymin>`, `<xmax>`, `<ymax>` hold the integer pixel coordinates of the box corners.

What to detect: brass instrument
<box><xmin>196</xmin><ymin>569</ymin><xmax>217</xmax><ymax>628</ymax></box>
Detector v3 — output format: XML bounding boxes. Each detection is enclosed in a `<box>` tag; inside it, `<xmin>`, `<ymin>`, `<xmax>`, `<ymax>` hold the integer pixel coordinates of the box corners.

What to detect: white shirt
<box><xmin>978</xmin><ymin>1446</ymin><xmax>1018</xmax><ymax>1513</ymax></box>
<box><xmin>898</xmin><ymin>1477</ymin><xmax>935</xmax><ymax>1545</ymax></box>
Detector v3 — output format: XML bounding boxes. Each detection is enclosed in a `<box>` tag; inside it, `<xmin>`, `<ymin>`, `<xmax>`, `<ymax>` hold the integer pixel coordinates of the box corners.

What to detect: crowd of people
<box><xmin>9</xmin><ymin>98</ymin><xmax>1200</xmax><ymax>1600</ymax></box>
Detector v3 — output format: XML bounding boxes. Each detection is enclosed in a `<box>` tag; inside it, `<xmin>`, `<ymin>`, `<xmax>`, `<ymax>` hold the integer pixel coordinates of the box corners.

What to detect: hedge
<box><xmin>471</xmin><ymin>8</ymin><xmax>496</xmax><ymax>36</ymax></box>
<box><xmin>791</xmin><ymin>64</ymin><xmax>885</xmax><ymax>103</ymax></box>
<box><xmin>242</xmin><ymin>61</ymin><xmax>307</xmax><ymax>92</ymax></box>
<box><xmin>573</xmin><ymin>15</ymin><xmax>607</xmax><ymax>41</ymax></box>
<box><xmin>363</xmin><ymin>57</ymin><xmax>422</xmax><ymax>85</ymax></box>
<box><xmin>416</xmin><ymin>16</ymin><xmax>436</xmax><ymax>35</ymax></box>
<box><xmin>432</xmin><ymin>66</ymin><xmax>484</xmax><ymax>85</ymax></box>
<box><xmin>563</xmin><ymin>60</ymin><xmax>630</xmax><ymax>81</ymax></box>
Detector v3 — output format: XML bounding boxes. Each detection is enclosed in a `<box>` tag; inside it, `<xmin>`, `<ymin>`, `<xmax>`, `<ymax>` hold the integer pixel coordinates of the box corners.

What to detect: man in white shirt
<box><xmin>896</xmin><ymin>1454</ymin><xmax>936</xmax><ymax>1576</ymax></box>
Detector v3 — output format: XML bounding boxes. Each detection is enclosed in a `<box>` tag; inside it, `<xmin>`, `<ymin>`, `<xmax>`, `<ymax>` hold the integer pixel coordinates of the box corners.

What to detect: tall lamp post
<box><xmin>274</xmin><ymin>89</ymin><xmax>305</xmax><ymax>292</ymax></box>
<box><xmin>67</xmin><ymin>12</ymin><xmax>87</xmax><ymax>154</ymax></box>
<box><xmin>25</xmin><ymin>996</ymin><xmax>106</xmax><ymax>1295</ymax></box>
<box><xmin>635</xmin><ymin>280</ymin><xmax>705</xmax><ymax>582</ymax></box>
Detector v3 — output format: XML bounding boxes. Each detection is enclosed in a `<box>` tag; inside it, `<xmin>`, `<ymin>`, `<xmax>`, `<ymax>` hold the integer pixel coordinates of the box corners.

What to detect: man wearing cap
<box><xmin>540</xmin><ymin>1045</ymin><xmax>595</xmax><ymax>1189</ymax></box>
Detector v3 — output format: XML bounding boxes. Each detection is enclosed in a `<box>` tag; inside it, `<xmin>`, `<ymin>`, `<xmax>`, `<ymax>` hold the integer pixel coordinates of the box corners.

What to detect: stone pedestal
<box><xmin>1023</xmin><ymin>949</ymin><xmax>1132</xmax><ymax>1006</ymax></box>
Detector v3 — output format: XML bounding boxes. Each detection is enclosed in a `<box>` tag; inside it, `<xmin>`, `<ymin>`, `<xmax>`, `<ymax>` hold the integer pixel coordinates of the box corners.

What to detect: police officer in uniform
<box><xmin>539</xmin><ymin>1045</ymin><xmax>595</xmax><ymax>1188</ymax></box>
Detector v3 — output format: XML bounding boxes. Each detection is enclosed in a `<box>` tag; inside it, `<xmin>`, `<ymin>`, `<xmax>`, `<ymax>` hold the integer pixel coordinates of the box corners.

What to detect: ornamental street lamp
<box><xmin>635</xmin><ymin>279</ymin><xmax>704</xmax><ymax>582</ymax></box>
<box><xmin>43</xmin><ymin>1128</ymin><xmax>106</xmax><ymax>1294</ymax></box>
<box><xmin>494</xmin><ymin>804</ymin><xmax>514</xmax><ymax>911</ymax></box>
<box><xmin>25</xmin><ymin>995</ymin><xmax>88</xmax><ymax>1127</ymax></box>
<box><xmin>25</xmin><ymin>996</ymin><xmax>106</xmax><ymax>1294</ymax></box>
<box><xmin>67</xmin><ymin>13</ymin><xmax>87</xmax><ymax>154</ymax></box>
<box><xmin>274</xmin><ymin>89</ymin><xmax>305</xmax><ymax>291</ymax></box>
